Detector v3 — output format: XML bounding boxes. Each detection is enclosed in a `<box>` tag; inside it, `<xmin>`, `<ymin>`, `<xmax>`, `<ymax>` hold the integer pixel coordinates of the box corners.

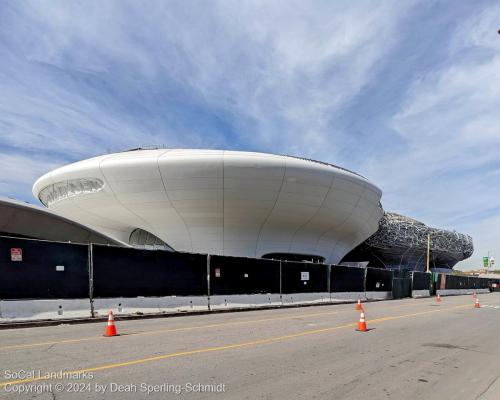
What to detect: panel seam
<box><xmin>156</xmin><ymin>150</ymin><xmax>194</xmax><ymax>252</ymax></box>
<box><xmin>287</xmin><ymin>171</ymin><xmax>337</xmax><ymax>256</ymax></box>
<box><xmin>254</xmin><ymin>157</ymin><xmax>288</xmax><ymax>258</ymax></box>
<box><xmin>98</xmin><ymin>154</ymin><xmax>160</xmax><ymax>242</ymax></box>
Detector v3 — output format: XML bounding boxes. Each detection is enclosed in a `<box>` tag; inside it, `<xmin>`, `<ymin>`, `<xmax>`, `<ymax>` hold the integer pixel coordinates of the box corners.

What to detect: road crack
<box><xmin>475</xmin><ymin>372</ymin><xmax>500</xmax><ymax>399</ymax></box>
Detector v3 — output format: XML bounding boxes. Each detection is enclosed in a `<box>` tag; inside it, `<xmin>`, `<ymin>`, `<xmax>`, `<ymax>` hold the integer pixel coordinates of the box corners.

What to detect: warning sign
<box><xmin>11</xmin><ymin>248</ymin><xmax>22</xmax><ymax>262</ymax></box>
<box><xmin>301</xmin><ymin>271</ymin><xmax>310</xmax><ymax>281</ymax></box>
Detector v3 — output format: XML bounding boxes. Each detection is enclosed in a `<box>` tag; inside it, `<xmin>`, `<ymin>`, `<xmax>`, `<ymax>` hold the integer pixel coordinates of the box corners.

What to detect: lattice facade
<box><xmin>342</xmin><ymin>212</ymin><xmax>473</xmax><ymax>271</ymax></box>
<box><xmin>365</xmin><ymin>213</ymin><xmax>473</xmax><ymax>258</ymax></box>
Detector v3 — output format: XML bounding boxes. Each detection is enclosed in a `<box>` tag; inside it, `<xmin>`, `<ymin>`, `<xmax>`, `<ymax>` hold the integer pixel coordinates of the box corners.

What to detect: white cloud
<box><xmin>373</xmin><ymin>3</ymin><xmax>500</xmax><ymax>269</ymax></box>
<box><xmin>0</xmin><ymin>153</ymin><xmax>59</xmax><ymax>200</ymax></box>
<box><xmin>0</xmin><ymin>0</ymin><xmax>415</xmax><ymax>159</ymax></box>
<box><xmin>0</xmin><ymin>1</ymin><xmax>497</xmax><ymax>270</ymax></box>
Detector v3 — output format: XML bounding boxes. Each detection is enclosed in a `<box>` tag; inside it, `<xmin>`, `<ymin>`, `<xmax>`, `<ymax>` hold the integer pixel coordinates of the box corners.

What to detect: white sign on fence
<box><xmin>10</xmin><ymin>248</ymin><xmax>22</xmax><ymax>262</ymax></box>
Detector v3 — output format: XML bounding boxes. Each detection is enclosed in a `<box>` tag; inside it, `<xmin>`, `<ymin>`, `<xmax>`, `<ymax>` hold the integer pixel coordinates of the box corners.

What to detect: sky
<box><xmin>0</xmin><ymin>0</ymin><xmax>499</xmax><ymax>270</ymax></box>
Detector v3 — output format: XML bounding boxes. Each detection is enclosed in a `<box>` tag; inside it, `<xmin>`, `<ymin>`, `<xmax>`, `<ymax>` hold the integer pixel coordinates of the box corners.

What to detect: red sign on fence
<box><xmin>10</xmin><ymin>248</ymin><xmax>22</xmax><ymax>262</ymax></box>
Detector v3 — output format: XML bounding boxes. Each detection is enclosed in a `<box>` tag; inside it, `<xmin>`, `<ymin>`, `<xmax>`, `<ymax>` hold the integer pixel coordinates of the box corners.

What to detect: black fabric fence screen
<box><xmin>281</xmin><ymin>261</ymin><xmax>328</xmax><ymax>294</ymax></box>
<box><xmin>477</xmin><ymin>277</ymin><xmax>487</xmax><ymax>288</ymax></box>
<box><xmin>210</xmin><ymin>255</ymin><xmax>280</xmax><ymax>295</ymax></box>
<box><xmin>467</xmin><ymin>277</ymin><xmax>480</xmax><ymax>289</ymax></box>
<box><xmin>366</xmin><ymin>268</ymin><xmax>393</xmax><ymax>291</ymax></box>
<box><xmin>392</xmin><ymin>278</ymin><xmax>412</xmax><ymax>299</ymax></box>
<box><xmin>0</xmin><ymin>237</ymin><xmax>89</xmax><ymax>299</ymax></box>
<box><xmin>331</xmin><ymin>266</ymin><xmax>364</xmax><ymax>292</ymax></box>
<box><xmin>412</xmin><ymin>272</ymin><xmax>431</xmax><ymax>290</ymax></box>
<box><xmin>444</xmin><ymin>274</ymin><xmax>469</xmax><ymax>290</ymax></box>
<box><xmin>0</xmin><ymin>237</ymin><xmax>495</xmax><ymax>300</ymax></box>
<box><xmin>92</xmin><ymin>245</ymin><xmax>208</xmax><ymax>297</ymax></box>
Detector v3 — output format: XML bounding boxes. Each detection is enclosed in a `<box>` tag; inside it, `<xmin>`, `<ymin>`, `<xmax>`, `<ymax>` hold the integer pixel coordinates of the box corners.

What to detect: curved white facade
<box><xmin>33</xmin><ymin>149</ymin><xmax>383</xmax><ymax>264</ymax></box>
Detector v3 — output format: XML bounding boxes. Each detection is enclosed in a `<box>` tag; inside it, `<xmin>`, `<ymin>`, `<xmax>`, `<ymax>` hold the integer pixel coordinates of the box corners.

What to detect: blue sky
<box><xmin>0</xmin><ymin>1</ymin><xmax>499</xmax><ymax>270</ymax></box>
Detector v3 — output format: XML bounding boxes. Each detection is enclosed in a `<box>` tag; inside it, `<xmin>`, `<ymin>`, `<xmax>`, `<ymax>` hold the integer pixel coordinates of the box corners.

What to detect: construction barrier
<box><xmin>444</xmin><ymin>274</ymin><xmax>469</xmax><ymax>290</ymax></box>
<box><xmin>366</xmin><ymin>268</ymin><xmax>393</xmax><ymax>291</ymax></box>
<box><xmin>412</xmin><ymin>272</ymin><xmax>431</xmax><ymax>290</ymax></box>
<box><xmin>0</xmin><ymin>236</ymin><xmax>89</xmax><ymax>299</ymax></box>
<box><xmin>392</xmin><ymin>278</ymin><xmax>411</xmax><ymax>299</ymax></box>
<box><xmin>331</xmin><ymin>265</ymin><xmax>364</xmax><ymax>292</ymax></box>
<box><xmin>0</xmin><ymin>236</ymin><xmax>496</xmax><ymax>320</ymax></box>
<box><xmin>92</xmin><ymin>245</ymin><xmax>208</xmax><ymax>297</ymax></box>
<box><xmin>281</xmin><ymin>261</ymin><xmax>329</xmax><ymax>294</ymax></box>
<box><xmin>210</xmin><ymin>255</ymin><xmax>280</xmax><ymax>295</ymax></box>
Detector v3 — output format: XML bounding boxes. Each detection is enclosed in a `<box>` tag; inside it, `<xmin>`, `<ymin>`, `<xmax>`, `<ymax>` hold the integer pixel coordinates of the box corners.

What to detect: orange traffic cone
<box><xmin>104</xmin><ymin>310</ymin><xmax>118</xmax><ymax>337</ymax></box>
<box><xmin>356</xmin><ymin>311</ymin><xmax>367</xmax><ymax>332</ymax></box>
<box><xmin>356</xmin><ymin>299</ymin><xmax>363</xmax><ymax>311</ymax></box>
<box><xmin>436</xmin><ymin>294</ymin><xmax>441</xmax><ymax>303</ymax></box>
<box><xmin>474</xmin><ymin>298</ymin><xmax>480</xmax><ymax>309</ymax></box>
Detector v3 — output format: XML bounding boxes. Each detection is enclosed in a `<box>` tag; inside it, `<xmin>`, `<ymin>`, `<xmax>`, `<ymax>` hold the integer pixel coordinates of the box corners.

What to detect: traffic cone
<box><xmin>104</xmin><ymin>310</ymin><xmax>118</xmax><ymax>337</ymax></box>
<box><xmin>436</xmin><ymin>294</ymin><xmax>441</xmax><ymax>303</ymax></box>
<box><xmin>356</xmin><ymin>299</ymin><xmax>363</xmax><ymax>311</ymax></box>
<box><xmin>474</xmin><ymin>298</ymin><xmax>480</xmax><ymax>309</ymax></box>
<box><xmin>356</xmin><ymin>311</ymin><xmax>367</xmax><ymax>332</ymax></box>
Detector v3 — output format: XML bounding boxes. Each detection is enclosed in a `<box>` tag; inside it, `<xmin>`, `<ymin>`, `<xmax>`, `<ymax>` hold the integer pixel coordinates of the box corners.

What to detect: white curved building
<box><xmin>33</xmin><ymin>149</ymin><xmax>383</xmax><ymax>264</ymax></box>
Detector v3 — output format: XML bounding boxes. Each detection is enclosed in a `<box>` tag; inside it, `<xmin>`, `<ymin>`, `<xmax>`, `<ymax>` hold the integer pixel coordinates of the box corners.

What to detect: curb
<box><xmin>0</xmin><ymin>298</ymin><xmax>387</xmax><ymax>330</ymax></box>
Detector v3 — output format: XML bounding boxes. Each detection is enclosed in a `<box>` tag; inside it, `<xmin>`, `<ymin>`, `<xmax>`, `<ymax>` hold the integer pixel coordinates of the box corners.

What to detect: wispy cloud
<box><xmin>366</xmin><ymin>2</ymin><xmax>500</xmax><ymax>269</ymax></box>
<box><xmin>0</xmin><ymin>0</ymin><xmax>498</xmax><ymax>269</ymax></box>
<box><xmin>0</xmin><ymin>1</ymin><xmax>415</xmax><ymax>157</ymax></box>
<box><xmin>0</xmin><ymin>153</ymin><xmax>59</xmax><ymax>201</ymax></box>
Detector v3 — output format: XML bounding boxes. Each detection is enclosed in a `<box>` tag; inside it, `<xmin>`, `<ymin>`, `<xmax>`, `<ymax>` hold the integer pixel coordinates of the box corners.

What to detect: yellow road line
<box><xmin>0</xmin><ymin>298</ymin><xmax>444</xmax><ymax>352</ymax></box>
<box><xmin>0</xmin><ymin>303</ymin><xmax>471</xmax><ymax>388</ymax></box>
<box><xmin>1</xmin><ymin>297</ymin><xmax>490</xmax><ymax>352</ymax></box>
<box><xmin>0</xmin><ymin>308</ymin><xmax>354</xmax><ymax>351</ymax></box>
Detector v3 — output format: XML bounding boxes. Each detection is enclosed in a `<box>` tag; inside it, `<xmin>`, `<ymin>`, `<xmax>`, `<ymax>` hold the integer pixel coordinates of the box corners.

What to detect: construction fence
<box><xmin>0</xmin><ymin>236</ymin><xmax>496</xmax><ymax>302</ymax></box>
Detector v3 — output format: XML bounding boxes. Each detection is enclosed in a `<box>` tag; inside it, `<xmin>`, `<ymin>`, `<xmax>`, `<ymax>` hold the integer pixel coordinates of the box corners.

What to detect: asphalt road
<box><xmin>0</xmin><ymin>293</ymin><xmax>499</xmax><ymax>400</ymax></box>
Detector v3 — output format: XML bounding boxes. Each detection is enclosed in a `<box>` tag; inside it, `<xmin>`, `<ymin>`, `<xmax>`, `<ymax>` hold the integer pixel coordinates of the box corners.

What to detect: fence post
<box><xmin>327</xmin><ymin>264</ymin><xmax>331</xmax><ymax>302</ymax></box>
<box><xmin>207</xmin><ymin>254</ymin><xmax>211</xmax><ymax>311</ymax></box>
<box><xmin>279</xmin><ymin>260</ymin><xmax>283</xmax><ymax>305</ymax></box>
<box><xmin>88</xmin><ymin>244</ymin><xmax>95</xmax><ymax>318</ymax></box>
<box><xmin>363</xmin><ymin>267</ymin><xmax>368</xmax><ymax>297</ymax></box>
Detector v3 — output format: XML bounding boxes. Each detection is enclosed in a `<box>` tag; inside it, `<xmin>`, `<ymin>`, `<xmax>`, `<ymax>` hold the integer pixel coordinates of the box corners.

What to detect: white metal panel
<box><xmin>33</xmin><ymin>149</ymin><xmax>383</xmax><ymax>263</ymax></box>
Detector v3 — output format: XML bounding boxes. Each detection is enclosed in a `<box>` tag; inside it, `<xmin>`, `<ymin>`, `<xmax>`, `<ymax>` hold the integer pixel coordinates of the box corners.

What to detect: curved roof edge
<box><xmin>0</xmin><ymin>197</ymin><xmax>127</xmax><ymax>246</ymax></box>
